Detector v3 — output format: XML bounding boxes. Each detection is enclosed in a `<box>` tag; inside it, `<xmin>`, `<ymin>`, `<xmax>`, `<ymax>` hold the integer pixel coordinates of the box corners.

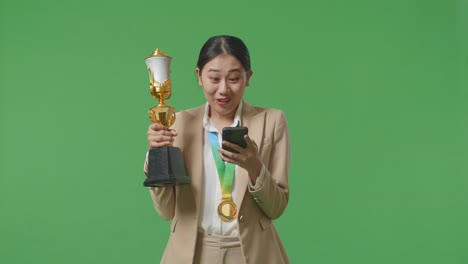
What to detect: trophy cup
<box><xmin>143</xmin><ymin>48</ymin><xmax>190</xmax><ymax>187</ymax></box>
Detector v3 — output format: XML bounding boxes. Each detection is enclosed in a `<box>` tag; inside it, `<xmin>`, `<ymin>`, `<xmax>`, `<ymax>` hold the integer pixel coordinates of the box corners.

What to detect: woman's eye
<box><xmin>229</xmin><ymin>78</ymin><xmax>239</xmax><ymax>82</ymax></box>
<box><xmin>209</xmin><ymin>77</ymin><xmax>220</xmax><ymax>82</ymax></box>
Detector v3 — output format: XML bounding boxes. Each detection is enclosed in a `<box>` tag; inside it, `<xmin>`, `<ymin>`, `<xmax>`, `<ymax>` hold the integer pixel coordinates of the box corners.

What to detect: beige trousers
<box><xmin>194</xmin><ymin>232</ymin><xmax>246</xmax><ymax>264</ymax></box>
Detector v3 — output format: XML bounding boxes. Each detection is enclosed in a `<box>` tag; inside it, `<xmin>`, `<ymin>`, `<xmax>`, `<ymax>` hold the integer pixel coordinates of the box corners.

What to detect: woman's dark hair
<box><xmin>197</xmin><ymin>35</ymin><xmax>251</xmax><ymax>73</ymax></box>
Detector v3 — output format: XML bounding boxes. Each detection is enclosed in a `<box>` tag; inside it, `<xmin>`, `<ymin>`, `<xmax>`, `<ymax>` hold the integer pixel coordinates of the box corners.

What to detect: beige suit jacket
<box><xmin>145</xmin><ymin>101</ymin><xmax>290</xmax><ymax>264</ymax></box>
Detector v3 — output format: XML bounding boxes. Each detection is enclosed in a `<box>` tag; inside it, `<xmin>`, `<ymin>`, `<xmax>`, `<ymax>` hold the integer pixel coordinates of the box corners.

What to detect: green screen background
<box><xmin>1</xmin><ymin>0</ymin><xmax>467</xmax><ymax>263</ymax></box>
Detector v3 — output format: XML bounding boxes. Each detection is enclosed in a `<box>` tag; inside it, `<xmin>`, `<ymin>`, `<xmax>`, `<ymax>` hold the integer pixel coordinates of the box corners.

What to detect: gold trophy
<box><xmin>143</xmin><ymin>48</ymin><xmax>190</xmax><ymax>187</ymax></box>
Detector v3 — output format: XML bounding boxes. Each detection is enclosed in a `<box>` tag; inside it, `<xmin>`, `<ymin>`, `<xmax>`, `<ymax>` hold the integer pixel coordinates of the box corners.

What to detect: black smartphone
<box><xmin>222</xmin><ymin>127</ymin><xmax>248</xmax><ymax>153</ymax></box>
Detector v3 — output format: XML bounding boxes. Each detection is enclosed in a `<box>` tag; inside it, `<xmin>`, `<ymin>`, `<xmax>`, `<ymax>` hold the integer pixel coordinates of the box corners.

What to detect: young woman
<box><xmin>145</xmin><ymin>35</ymin><xmax>290</xmax><ymax>264</ymax></box>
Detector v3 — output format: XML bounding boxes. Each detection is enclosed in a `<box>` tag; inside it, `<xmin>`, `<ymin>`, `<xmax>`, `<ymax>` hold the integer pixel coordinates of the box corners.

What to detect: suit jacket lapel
<box><xmin>182</xmin><ymin>106</ymin><xmax>204</xmax><ymax>213</ymax></box>
<box><xmin>235</xmin><ymin>101</ymin><xmax>266</xmax><ymax>209</ymax></box>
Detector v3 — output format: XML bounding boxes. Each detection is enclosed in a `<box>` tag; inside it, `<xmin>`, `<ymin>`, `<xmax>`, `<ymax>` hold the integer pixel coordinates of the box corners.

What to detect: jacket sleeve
<box><xmin>249</xmin><ymin>111</ymin><xmax>290</xmax><ymax>219</ymax></box>
<box><xmin>144</xmin><ymin>153</ymin><xmax>176</xmax><ymax>221</ymax></box>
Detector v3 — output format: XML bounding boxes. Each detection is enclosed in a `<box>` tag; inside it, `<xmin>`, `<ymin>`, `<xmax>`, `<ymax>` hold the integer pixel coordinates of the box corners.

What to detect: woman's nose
<box><xmin>218</xmin><ymin>80</ymin><xmax>230</xmax><ymax>94</ymax></box>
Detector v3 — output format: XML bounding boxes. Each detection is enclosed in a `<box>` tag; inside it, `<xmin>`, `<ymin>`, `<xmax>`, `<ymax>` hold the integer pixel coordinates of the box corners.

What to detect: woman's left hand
<box><xmin>219</xmin><ymin>135</ymin><xmax>263</xmax><ymax>184</ymax></box>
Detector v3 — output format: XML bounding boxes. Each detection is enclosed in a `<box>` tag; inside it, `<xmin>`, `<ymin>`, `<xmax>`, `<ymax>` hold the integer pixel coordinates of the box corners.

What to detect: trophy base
<box><xmin>144</xmin><ymin>175</ymin><xmax>191</xmax><ymax>187</ymax></box>
<box><xmin>144</xmin><ymin>146</ymin><xmax>191</xmax><ymax>187</ymax></box>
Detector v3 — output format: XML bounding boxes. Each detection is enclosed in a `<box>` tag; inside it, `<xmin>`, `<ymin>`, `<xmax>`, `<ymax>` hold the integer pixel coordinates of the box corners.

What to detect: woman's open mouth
<box><xmin>216</xmin><ymin>98</ymin><xmax>231</xmax><ymax>106</ymax></box>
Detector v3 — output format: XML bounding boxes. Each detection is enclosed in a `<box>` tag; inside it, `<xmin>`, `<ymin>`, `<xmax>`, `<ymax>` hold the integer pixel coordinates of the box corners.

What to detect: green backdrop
<box><xmin>1</xmin><ymin>0</ymin><xmax>467</xmax><ymax>263</ymax></box>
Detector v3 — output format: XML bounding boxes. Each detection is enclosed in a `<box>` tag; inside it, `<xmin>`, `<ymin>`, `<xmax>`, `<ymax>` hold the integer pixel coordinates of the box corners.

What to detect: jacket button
<box><xmin>239</xmin><ymin>215</ymin><xmax>245</xmax><ymax>222</ymax></box>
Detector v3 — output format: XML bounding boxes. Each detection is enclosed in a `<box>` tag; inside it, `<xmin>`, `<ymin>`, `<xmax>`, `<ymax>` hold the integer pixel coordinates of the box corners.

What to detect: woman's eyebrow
<box><xmin>207</xmin><ymin>69</ymin><xmax>241</xmax><ymax>73</ymax></box>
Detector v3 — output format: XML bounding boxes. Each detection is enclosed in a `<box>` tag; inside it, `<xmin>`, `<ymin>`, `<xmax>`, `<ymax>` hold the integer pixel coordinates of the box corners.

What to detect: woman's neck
<box><xmin>209</xmin><ymin>106</ymin><xmax>237</xmax><ymax>132</ymax></box>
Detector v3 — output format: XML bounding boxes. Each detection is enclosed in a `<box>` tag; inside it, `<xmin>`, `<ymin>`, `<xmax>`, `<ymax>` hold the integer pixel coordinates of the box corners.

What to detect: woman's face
<box><xmin>196</xmin><ymin>54</ymin><xmax>253</xmax><ymax>118</ymax></box>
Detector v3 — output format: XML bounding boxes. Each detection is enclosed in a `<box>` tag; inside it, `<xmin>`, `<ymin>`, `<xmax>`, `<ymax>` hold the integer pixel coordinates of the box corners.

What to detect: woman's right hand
<box><xmin>147</xmin><ymin>123</ymin><xmax>177</xmax><ymax>148</ymax></box>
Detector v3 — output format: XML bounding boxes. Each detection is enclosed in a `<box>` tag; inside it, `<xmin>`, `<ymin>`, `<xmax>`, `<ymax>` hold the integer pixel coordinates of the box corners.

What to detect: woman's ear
<box><xmin>195</xmin><ymin>68</ymin><xmax>202</xmax><ymax>86</ymax></box>
<box><xmin>246</xmin><ymin>70</ymin><xmax>253</xmax><ymax>86</ymax></box>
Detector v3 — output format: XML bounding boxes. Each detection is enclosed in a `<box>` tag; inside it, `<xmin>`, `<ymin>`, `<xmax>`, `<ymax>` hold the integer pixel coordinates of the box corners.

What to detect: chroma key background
<box><xmin>1</xmin><ymin>0</ymin><xmax>467</xmax><ymax>263</ymax></box>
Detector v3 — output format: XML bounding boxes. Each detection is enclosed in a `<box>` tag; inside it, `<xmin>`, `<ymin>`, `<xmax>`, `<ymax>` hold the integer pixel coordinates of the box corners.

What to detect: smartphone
<box><xmin>222</xmin><ymin>127</ymin><xmax>248</xmax><ymax>153</ymax></box>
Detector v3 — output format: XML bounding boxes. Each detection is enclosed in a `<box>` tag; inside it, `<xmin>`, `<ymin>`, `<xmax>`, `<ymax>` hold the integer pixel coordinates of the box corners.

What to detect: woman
<box><xmin>145</xmin><ymin>35</ymin><xmax>290</xmax><ymax>264</ymax></box>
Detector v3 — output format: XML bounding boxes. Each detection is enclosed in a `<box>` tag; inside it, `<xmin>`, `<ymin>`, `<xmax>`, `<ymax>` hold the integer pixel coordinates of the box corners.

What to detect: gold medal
<box><xmin>217</xmin><ymin>199</ymin><xmax>237</xmax><ymax>222</ymax></box>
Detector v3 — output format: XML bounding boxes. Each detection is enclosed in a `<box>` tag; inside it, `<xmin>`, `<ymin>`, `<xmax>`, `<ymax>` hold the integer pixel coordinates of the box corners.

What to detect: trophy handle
<box><xmin>147</xmin><ymin>106</ymin><xmax>176</xmax><ymax>128</ymax></box>
<box><xmin>170</xmin><ymin>112</ymin><xmax>176</xmax><ymax>125</ymax></box>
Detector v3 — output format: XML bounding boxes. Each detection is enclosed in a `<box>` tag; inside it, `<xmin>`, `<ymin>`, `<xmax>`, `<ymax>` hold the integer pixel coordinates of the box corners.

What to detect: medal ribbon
<box><xmin>208</xmin><ymin>131</ymin><xmax>235</xmax><ymax>200</ymax></box>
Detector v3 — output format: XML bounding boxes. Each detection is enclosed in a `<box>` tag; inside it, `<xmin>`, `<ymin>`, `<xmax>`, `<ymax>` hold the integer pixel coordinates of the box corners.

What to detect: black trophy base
<box><xmin>144</xmin><ymin>146</ymin><xmax>190</xmax><ymax>187</ymax></box>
